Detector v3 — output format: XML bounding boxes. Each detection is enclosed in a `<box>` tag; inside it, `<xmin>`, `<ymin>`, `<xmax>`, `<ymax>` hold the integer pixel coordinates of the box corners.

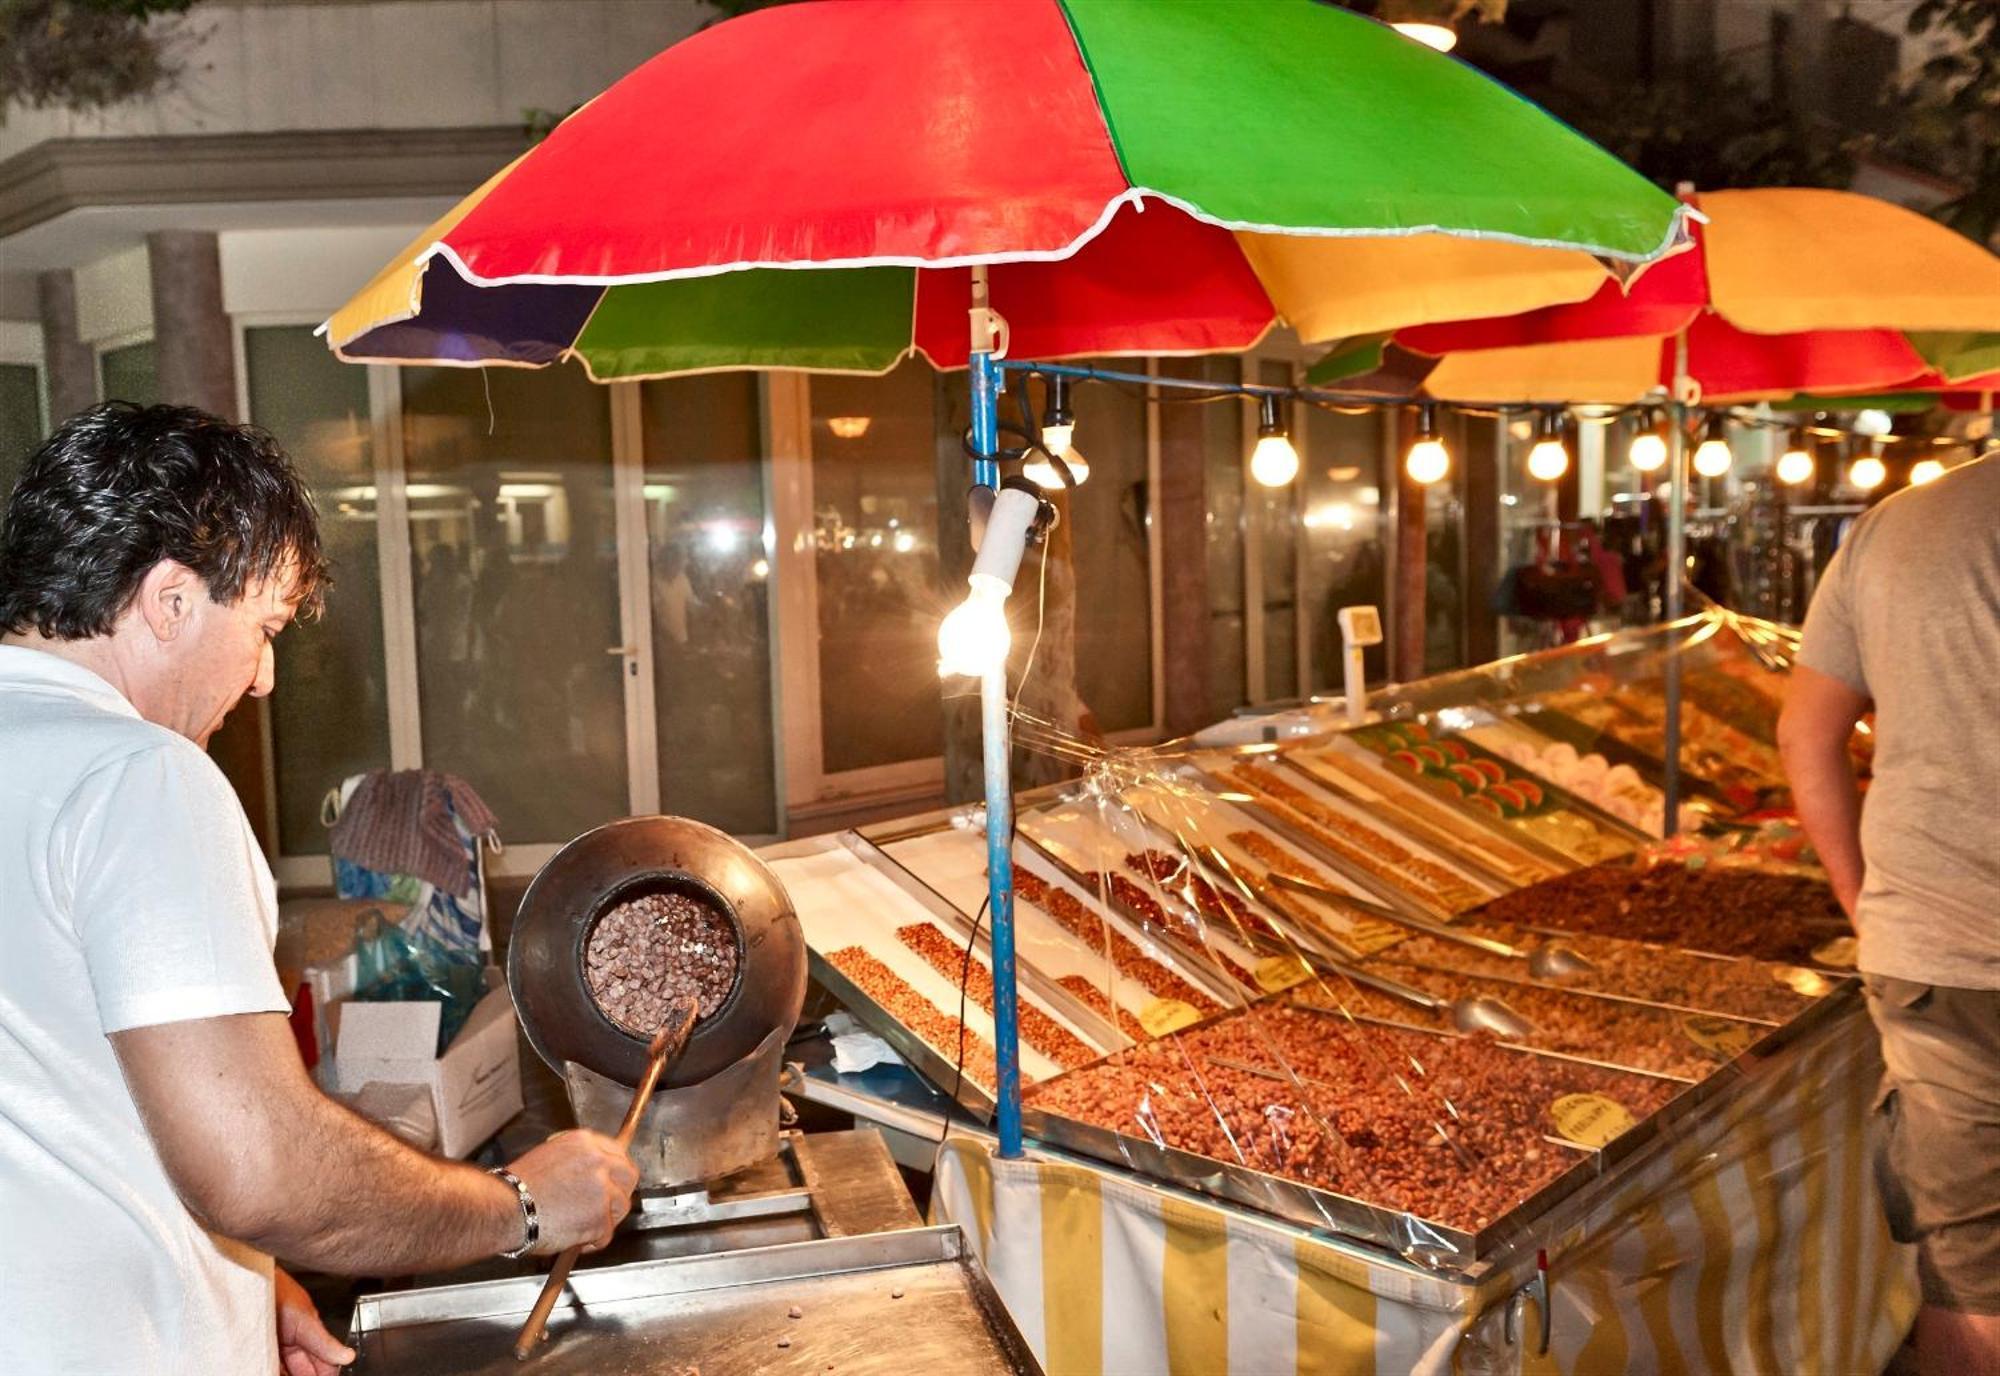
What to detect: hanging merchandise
<box><xmin>326</xmin><ymin>769</ymin><xmax>502</xmax><ymax>962</ymax></box>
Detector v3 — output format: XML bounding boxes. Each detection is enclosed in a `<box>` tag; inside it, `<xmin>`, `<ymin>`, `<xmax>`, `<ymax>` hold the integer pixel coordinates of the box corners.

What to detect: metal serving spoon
<box><xmin>1268</xmin><ymin>873</ymin><xmax>1598</xmax><ymax>981</ymax></box>
<box><xmin>1307</xmin><ymin>954</ymin><xmax>1538</xmax><ymax>1040</ymax></box>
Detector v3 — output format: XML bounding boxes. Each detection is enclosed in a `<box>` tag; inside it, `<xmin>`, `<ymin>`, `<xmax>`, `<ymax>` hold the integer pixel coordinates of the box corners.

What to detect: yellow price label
<box><xmin>1138</xmin><ymin>998</ymin><xmax>1202</xmax><ymax>1037</ymax></box>
<box><xmin>1682</xmin><ymin>1014</ymin><xmax>1760</xmax><ymax>1061</ymax></box>
<box><xmin>1253</xmin><ymin>954</ymin><xmax>1312</xmax><ymax>993</ymax></box>
<box><xmin>1549</xmin><ymin>1092</ymin><xmax>1637</xmax><ymax>1149</ymax></box>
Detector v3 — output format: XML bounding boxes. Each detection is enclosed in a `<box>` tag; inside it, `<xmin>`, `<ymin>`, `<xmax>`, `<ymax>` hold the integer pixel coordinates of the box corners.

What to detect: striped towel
<box><xmin>328</xmin><ymin>770</ymin><xmax>498</xmax><ymax>898</ymax></box>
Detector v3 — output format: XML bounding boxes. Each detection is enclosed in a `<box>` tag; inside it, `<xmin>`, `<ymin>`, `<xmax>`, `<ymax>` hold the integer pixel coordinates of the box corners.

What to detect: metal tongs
<box><xmin>1268</xmin><ymin>873</ymin><xmax>1598</xmax><ymax>980</ymax></box>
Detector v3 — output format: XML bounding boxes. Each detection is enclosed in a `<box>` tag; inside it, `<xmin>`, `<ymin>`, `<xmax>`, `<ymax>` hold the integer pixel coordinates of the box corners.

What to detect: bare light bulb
<box><xmin>1908</xmin><ymin>458</ymin><xmax>1945</xmax><ymax>486</ymax></box>
<box><xmin>1251</xmin><ymin>433</ymin><xmax>1299</xmax><ymax>487</ymax></box>
<box><xmin>1022</xmin><ymin>442</ymin><xmax>1090</xmax><ymax>489</ymax></box>
<box><xmin>1405</xmin><ymin>438</ymin><xmax>1450</xmax><ymax>485</ymax></box>
<box><xmin>1392</xmin><ymin>21</ymin><xmax>1457</xmax><ymax>51</ymax></box>
<box><xmin>1693</xmin><ymin>437</ymin><xmax>1732</xmax><ymax>478</ymax></box>
<box><xmin>1775</xmin><ymin>448</ymin><xmax>1815</xmax><ymax>486</ymax></box>
<box><xmin>1628</xmin><ymin>431</ymin><xmax>1668</xmax><ymax>472</ymax></box>
<box><xmin>1848</xmin><ymin>455</ymin><xmax>1887</xmax><ymax>491</ymax></box>
<box><xmin>936</xmin><ymin>575</ymin><xmax>1012</xmax><ymax>678</ymax></box>
<box><xmin>1527</xmin><ymin>438</ymin><xmax>1569</xmax><ymax>481</ymax></box>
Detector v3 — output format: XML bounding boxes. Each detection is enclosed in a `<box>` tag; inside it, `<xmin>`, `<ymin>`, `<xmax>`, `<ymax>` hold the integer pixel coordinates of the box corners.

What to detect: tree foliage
<box><xmin>0</xmin><ymin>0</ymin><xmax>198</xmax><ymax>117</ymax></box>
<box><xmin>1894</xmin><ymin>0</ymin><xmax>2000</xmax><ymax>240</ymax></box>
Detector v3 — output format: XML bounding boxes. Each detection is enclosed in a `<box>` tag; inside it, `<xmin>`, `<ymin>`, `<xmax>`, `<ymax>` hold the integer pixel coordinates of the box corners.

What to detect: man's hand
<box><xmin>275</xmin><ymin>1267</ymin><xmax>353</xmax><ymax>1375</ymax></box>
<box><xmin>506</xmin><ymin>1130</ymin><xmax>640</xmax><ymax>1254</ymax></box>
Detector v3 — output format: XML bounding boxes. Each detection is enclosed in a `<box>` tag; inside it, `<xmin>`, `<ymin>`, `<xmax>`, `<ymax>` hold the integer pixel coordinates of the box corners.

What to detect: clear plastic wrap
<box><xmin>805</xmin><ymin>609</ymin><xmax>1859</xmax><ymax>1274</ymax></box>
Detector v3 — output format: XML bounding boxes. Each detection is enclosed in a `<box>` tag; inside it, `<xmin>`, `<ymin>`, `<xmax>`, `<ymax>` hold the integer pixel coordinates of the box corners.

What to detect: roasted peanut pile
<box><xmin>1223</xmin><ymin>766</ymin><xmax>1488</xmax><ymax>913</ymax></box>
<box><xmin>1013</xmin><ymin>870</ymin><xmax>1222</xmax><ymax>1013</ymax></box>
<box><xmin>1466</xmin><ymin>860</ymin><xmax>1840</xmax><ymax>962</ymax></box>
<box><xmin>895</xmin><ymin>922</ymin><xmax>1099</xmax><ymax>1068</ymax></box>
<box><xmin>826</xmin><ymin>946</ymin><xmax>1000</xmax><ymax>1089</ymax></box>
<box><xmin>1027</xmin><ymin>1006</ymin><xmax>1677</xmax><ymax>1230</ymax></box>
<box><xmin>1385</xmin><ymin>924</ymin><xmax>1813</xmax><ymax>1023</ymax></box>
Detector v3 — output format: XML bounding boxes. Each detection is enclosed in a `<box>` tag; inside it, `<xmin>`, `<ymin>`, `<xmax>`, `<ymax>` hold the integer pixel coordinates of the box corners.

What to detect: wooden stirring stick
<box><xmin>513</xmin><ymin>998</ymin><xmax>701</xmax><ymax>1360</ymax></box>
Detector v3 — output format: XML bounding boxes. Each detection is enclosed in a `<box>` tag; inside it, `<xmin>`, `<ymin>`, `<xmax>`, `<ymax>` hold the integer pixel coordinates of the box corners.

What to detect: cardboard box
<box><xmin>333</xmin><ymin>979</ymin><xmax>523</xmax><ymax>1159</ymax></box>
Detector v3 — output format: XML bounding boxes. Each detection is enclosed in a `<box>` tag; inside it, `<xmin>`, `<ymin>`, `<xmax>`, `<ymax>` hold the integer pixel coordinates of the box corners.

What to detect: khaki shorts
<box><xmin>1863</xmin><ymin>974</ymin><xmax>2000</xmax><ymax>1314</ymax></box>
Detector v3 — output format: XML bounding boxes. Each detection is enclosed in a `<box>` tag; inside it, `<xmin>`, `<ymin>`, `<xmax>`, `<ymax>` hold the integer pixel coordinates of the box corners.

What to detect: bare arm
<box><xmin>111</xmin><ymin>1012</ymin><xmax>637</xmax><ymax>1275</ymax></box>
<box><xmin>1777</xmin><ymin>664</ymin><xmax>1870</xmax><ymax>918</ymax></box>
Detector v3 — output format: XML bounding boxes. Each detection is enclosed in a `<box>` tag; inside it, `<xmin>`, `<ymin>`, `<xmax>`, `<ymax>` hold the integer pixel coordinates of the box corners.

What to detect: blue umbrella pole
<box><xmin>968</xmin><ymin>268</ymin><xmax>1024</xmax><ymax>1157</ymax></box>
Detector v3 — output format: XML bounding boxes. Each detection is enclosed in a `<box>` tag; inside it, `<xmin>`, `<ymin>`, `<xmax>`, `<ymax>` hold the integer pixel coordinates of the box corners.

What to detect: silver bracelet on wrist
<box><xmin>489</xmin><ymin>1167</ymin><xmax>539</xmax><ymax>1259</ymax></box>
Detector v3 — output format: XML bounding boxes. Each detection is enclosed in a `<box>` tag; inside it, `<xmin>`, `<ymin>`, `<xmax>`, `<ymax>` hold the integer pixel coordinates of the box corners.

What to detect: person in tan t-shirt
<box><xmin>1780</xmin><ymin>453</ymin><xmax>2000</xmax><ymax>1376</ymax></box>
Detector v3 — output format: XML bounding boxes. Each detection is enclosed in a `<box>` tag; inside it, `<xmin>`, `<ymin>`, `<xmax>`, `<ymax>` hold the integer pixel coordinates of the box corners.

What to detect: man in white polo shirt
<box><xmin>0</xmin><ymin>403</ymin><xmax>639</xmax><ymax>1375</ymax></box>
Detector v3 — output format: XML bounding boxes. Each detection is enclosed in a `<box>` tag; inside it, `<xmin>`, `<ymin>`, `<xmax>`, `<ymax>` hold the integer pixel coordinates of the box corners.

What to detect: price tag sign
<box><xmin>1549</xmin><ymin>1092</ymin><xmax>1637</xmax><ymax>1149</ymax></box>
<box><xmin>1683</xmin><ymin>1014</ymin><xmax>1760</xmax><ymax>1061</ymax></box>
<box><xmin>1138</xmin><ymin>998</ymin><xmax>1202</xmax><ymax>1037</ymax></box>
<box><xmin>1253</xmin><ymin>954</ymin><xmax>1312</xmax><ymax>993</ymax></box>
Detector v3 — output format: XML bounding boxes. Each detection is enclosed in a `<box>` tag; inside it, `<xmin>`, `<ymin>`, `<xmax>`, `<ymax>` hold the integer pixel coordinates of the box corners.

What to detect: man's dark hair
<box><xmin>0</xmin><ymin>401</ymin><xmax>329</xmax><ymax>639</ymax></box>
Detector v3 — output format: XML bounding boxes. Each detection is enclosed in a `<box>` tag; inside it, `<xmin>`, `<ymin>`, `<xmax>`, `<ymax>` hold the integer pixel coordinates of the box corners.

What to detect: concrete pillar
<box><xmin>1463</xmin><ymin>417</ymin><xmax>1502</xmax><ymax>665</ymax></box>
<box><xmin>146</xmin><ymin>230</ymin><xmax>270</xmax><ymax>850</ymax></box>
<box><xmin>36</xmin><ymin>270</ymin><xmax>97</xmax><ymax>425</ymax></box>
<box><xmin>146</xmin><ymin>230</ymin><xmax>238</xmax><ymax>418</ymax></box>
<box><xmin>1156</xmin><ymin>358</ymin><xmax>1212</xmax><ymax>736</ymax></box>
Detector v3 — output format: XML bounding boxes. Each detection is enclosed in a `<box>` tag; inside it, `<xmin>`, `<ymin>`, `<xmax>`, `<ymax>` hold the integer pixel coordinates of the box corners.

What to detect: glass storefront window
<box><xmin>1066</xmin><ymin>369</ymin><xmax>1152</xmax><ymax>734</ymax></box>
<box><xmin>639</xmin><ymin>374</ymin><xmax>777</xmax><ymax>835</ymax></box>
<box><xmin>1301</xmin><ymin>403</ymin><xmax>1388</xmax><ymax>690</ymax></box>
<box><xmin>99</xmin><ymin>341</ymin><xmax>158</xmax><ymax>406</ymax></box>
<box><xmin>244</xmin><ymin>327</ymin><xmax>392</xmax><ymax>855</ymax></box>
<box><xmin>0</xmin><ymin>362</ymin><xmax>41</xmax><ymax>497</ymax></box>
<box><xmin>401</xmin><ymin>364</ymin><xmax>627</xmax><ymax>841</ymax></box>
<box><xmin>810</xmin><ymin>361</ymin><xmax>945</xmax><ymax>774</ymax></box>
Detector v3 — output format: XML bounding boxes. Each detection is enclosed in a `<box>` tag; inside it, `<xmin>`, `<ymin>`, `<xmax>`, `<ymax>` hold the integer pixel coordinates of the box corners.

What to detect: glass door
<box><xmin>399</xmin><ymin>364</ymin><xmax>630</xmax><ymax>843</ymax></box>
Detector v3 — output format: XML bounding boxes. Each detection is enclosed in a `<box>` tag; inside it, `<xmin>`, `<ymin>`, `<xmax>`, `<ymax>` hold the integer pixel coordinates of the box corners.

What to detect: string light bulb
<box><xmin>1692</xmin><ymin>413</ymin><xmax>1733</xmax><ymax>478</ymax></box>
<box><xmin>1250</xmin><ymin>394</ymin><xmax>1300</xmax><ymax>487</ymax></box>
<box><xmin>1908</xmin><ymin>458</ymin><xmax>1945</xmax><ymax>486</ymax></box>
<box><xmin>1848</xmin><ymin>454</ymin><xmax>1887</xmax><ymax>491</ymax></box>
<box><xmin>1526</xmin><ymin>410</ymin><xmax>1569</xmax><ymax>482</ymax></box>
<box><xmin>1775</xmin><ymin>436</ymin><xmax>1815</xmax><ymax>486</ymax></box>
<box><xmin>1628</xmin><ymin>413</ymin><xmax>1668</xmax><ymax>473</ymax></box>
<box><xmin>1404</xmin><ymin>402</ymin><xmax>1450</xmax><ymax>485</ymax></box>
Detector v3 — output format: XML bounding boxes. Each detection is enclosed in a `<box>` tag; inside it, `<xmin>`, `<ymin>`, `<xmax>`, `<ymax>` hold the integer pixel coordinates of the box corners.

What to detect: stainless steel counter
<box><xmin>349</xmin><ymin>1226</ymin><xmax>1041</xmax><ymax>1375</ymax></box>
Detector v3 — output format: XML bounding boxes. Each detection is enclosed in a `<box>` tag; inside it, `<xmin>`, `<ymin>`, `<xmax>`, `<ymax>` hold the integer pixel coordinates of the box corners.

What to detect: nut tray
<box><xmin>1021</xmin><ymin>981</ymin><xmax>1861</xmax><ymax>1274</ymax></box>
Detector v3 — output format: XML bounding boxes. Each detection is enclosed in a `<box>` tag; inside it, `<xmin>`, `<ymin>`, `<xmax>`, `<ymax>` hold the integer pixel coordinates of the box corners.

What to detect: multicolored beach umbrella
<box><xmin>325</xmin><ymin>0</ymin><xmax>1694</xmax><ymax>379</ymax></box>
<box><xmin>1385</xmin><ymin>189</ymin><xmax>2000</xmax><ymax>403</ymax></box>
